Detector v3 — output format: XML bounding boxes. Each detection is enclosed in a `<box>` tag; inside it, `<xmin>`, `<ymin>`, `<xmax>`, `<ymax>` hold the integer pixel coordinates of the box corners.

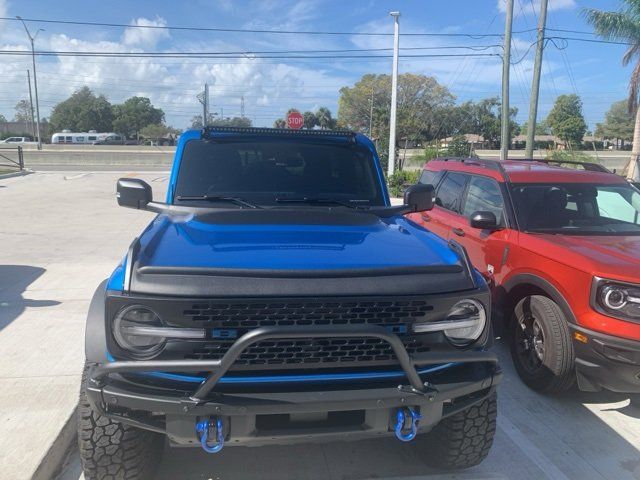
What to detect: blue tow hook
<box><xmin>195</xmin><ymin>417</ymin><xmax>225</xmax><ymax>453</ymax></box>
<box><xmin>394</xmin><ymin>407</ymin><xmax>422</xmax><ymax>442</ymax></box>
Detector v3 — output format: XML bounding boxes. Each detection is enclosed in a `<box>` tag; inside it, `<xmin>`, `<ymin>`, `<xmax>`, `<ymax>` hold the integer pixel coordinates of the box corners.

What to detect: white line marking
<box><xmin>63</xmin><ymin>173</ymin><xmax>92</xmax><ymax>180</ymax></box>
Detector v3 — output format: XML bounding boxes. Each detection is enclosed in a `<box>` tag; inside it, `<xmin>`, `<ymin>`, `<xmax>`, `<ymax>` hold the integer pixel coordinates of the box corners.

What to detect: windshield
<box><xmin>510</xmin><ymin>183</ymin><xmax>640</xmax><ymax>235</ymax></box>
<box><xmin>173</xmin><ymin>139</ymin><xmax>384</xmax><ymax>207</ymax></box>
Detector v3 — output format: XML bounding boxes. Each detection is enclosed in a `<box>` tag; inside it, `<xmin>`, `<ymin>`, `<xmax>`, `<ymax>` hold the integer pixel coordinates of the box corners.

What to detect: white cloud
<box><xmin>497</xmin><ymin>0</ymin><xmax>576</xmax><ymax>14</ymax></box>
<box><xmin>122</xmin><ymin>17</ymin><xmax>170</xmax><ymax>48</ymax></box>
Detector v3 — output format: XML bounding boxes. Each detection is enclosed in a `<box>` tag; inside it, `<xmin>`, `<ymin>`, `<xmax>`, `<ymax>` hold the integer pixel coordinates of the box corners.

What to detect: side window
<box><xmin>435</xmin><ymin>172</ymin><xmax>468</xmax><ymax>214</ymax></box>
<box><xmin>462</xmin><ymin>176</ymin><xmax>505</xmax><ymax>224</ymax></box>
<box><xmin>419</xmin><ymin>169</ymin><xmax>444</xmax><ymax>188</ymax></box>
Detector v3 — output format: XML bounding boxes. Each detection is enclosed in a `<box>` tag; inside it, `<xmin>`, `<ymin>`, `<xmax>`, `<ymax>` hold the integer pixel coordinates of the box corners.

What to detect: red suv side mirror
<box><xmin>469</xmin><ymin>211</ymin><xmax>500</xmax><ymax>231</ymax></box>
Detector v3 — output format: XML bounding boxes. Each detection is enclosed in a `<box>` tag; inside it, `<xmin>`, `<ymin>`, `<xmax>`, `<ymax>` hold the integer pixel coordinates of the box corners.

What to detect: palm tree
<box><xmin>315</xmin><ymin>107</ymin><xmax>335</xmax><ymax>130</ymax></box>
<box><xmin>584</xmin><ymin>2</ymin><xmax>640</xmax><ymax>180</ymax></box>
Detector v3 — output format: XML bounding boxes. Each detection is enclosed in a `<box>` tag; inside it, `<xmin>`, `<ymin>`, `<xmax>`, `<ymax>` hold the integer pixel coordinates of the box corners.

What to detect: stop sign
<box><xmin>286</xmin><ymin>111</ymin><xmax>304</xmax><ymax>130</ymax></box>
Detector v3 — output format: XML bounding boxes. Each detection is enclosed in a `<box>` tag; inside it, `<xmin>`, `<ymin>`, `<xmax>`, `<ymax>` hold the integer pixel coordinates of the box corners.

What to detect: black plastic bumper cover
<box><xmin>571</xmin><ymin>324</ymin><xmax>640</xmax><ymax>393</ymax></box>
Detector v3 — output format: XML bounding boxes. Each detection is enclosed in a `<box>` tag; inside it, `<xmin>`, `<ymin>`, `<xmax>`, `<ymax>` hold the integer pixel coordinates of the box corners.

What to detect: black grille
<box><xmin>182</xmin><ymin>299</ymin><xmax>433</xmax><ymax>328</ymax></box>
<box><xmin>173</xmin><ymin>299</ymin><xmax>434</xmax><ymax>369</ymax></box>
<box><xmin>185</xmin><ymin>337</ymin><xmax>430</xmax><ymax>365</ymax></box>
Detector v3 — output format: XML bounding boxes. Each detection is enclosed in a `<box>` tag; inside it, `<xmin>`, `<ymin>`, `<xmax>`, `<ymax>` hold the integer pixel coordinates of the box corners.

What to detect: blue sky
<box><xmin>0</xmin><ymin>0</ymin><xmax>631</xmax><ymax>131</ymax></box>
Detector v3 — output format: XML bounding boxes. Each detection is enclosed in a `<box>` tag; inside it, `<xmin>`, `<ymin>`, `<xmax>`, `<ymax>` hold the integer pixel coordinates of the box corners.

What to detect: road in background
<box><xmin>17</xmin><ymin>146</ymin><xmax>632</xmax><ymax>173</ymax></box>
<box><xmin>0</xmin><ymin>171</ymin><xmax>638</xmax><ymax>480</ymax></box>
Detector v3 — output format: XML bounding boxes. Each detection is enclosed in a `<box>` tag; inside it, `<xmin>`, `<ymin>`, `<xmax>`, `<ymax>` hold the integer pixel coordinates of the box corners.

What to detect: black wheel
<box><xmin>418</xmin><ymin>393</ymin><xmax>497</xmax><ymax>470</ymax></box>
<box><xmin>510</xmin><ymin>295</ymin><xmax>575</xmax><ymax>393</ymax></box>
<box><xmin>78</xmin><ymin>364</ymin><xmax>163</xmax><ymax>480</ymax></box>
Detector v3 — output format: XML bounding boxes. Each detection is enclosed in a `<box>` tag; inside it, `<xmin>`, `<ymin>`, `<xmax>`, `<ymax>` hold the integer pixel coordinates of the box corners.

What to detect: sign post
<box><xmin>286</xmin><ymin>111</ymin><xmax>304</xmax><ymax>130</ymax></box>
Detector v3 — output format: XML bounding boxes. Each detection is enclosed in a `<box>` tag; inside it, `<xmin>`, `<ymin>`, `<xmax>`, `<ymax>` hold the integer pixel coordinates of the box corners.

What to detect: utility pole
<box><xmin>369</xmin><ymin>87</ymin><xmax>374</xmax><ymax>137</ymax></box>
<box><xmin>17</xmin><ymin>17</ymin><xmax>43</xmax><ymax>150</ymax></box>
<box><xmin>26</xmin><ymin>70</ymin><xmax>35</xmax><ymax>137</ymax></box>
<box><xmin>388</xmin><ymin>11</ymin><xmax>400</xmax><ymax>176</ymax></box>
<box><xmin>500</xmin><ymin>0</ymin><xmax>514</xmax><ymax>161</ymax></box>
<box><xmin>204</xmin><ymin>83</ymin><xmax>209</xmax><ymax>126</ymax></box>
<box><xmin>240</xmin><ymin>95</ymin><xmax>245</xmax><ymax>118</ymax></box>
<box><xmin>525</xmin><ymin>0</ymin><xmax>548</xmax><ymax>159</ymax></box>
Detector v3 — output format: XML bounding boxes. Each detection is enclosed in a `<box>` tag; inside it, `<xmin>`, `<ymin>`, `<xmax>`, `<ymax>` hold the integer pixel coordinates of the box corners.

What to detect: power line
<box><xmin>0</xmin><ymin>16</ymin><xmax>536</xmax><ymax>38</ymax></box>
<box><xmin>0</xmin><ymin>49</ymin><xmax>501</xmax><ymax>60</ymax></box>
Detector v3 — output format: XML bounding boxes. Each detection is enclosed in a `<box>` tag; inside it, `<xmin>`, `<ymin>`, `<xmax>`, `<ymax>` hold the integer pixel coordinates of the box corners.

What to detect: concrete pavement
<box><xmin>0</xmin><ymin>170</ymin><xmax>638</xmax><ymax>480</ymax></box>
<box><xmin>0</xmin><ymin>171</ymin><xmax>166</xmax><ymax>480</ymax></box>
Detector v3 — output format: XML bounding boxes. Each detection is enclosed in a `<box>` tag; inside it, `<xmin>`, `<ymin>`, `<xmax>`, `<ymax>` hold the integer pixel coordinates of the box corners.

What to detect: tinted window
<box><xmin>419</xmin><ymin>169</ymin><xmax>444</xmax><ymax>188</ymax></box>
<box><xmin>435</xmin><ymin>172</ymin><xmax>468</xmax><ymax>213</ymax></box>
<box><xmin>463</xmin><ymin>176</ymin><xmax>505</xmax><ymax>224</ymax></box>
<box><xmin>510</xmin><ymin>183</ymin><xmax>640</xmax><ymax>235</ymax></box>
<box><xmin>174</xmin><ymin>140</ymin><xmax>385</xmax><ymax>206</ymax></box>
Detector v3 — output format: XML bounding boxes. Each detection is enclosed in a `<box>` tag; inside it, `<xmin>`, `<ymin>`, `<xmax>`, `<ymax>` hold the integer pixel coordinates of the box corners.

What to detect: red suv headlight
<box><xmin>592</xmin><ymin>278</ymin><xmax>640</xmax><ymax>322</ymax></box>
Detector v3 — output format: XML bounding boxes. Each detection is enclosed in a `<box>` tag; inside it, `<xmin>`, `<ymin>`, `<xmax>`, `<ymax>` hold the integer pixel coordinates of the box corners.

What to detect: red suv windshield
<box><xmin>510</xmin><ymin>183</ymin><xmax>640</xmax><ymax>235</ymax></box>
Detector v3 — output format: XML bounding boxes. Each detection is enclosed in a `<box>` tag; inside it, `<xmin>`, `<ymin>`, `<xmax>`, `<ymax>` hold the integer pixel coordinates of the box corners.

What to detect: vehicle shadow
<box><xmin>0</xmin><ymin>265</ymin><xmax>60</xmax><ymax>331</ymax></box>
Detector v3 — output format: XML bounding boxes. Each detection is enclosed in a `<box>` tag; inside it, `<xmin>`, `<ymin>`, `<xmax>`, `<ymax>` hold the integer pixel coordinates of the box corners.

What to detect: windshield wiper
<box><xmin>176</xmin><ymin>194</ymin><xmax>261</xmax><ymax>209</ymax></box>
<box><xmin>275</xmin><ymin>197</ymin><xmax>369</xmax><ymax>209</ymax></box>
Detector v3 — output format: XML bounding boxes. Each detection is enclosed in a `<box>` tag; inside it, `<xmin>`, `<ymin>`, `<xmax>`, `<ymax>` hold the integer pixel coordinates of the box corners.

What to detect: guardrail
<box><xmin>0</xmin><ymin>146</ymin><xmax>24</xmax><ymax>171</ymax></box>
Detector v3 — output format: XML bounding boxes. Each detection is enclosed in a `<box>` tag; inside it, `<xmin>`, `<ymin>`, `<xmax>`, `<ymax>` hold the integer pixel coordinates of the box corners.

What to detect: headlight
<box><xmin>594</xmin><ymin>279</ymin><xmax>640</xmax><ymax>321</ymax></box>
<box><xmin>412</xmin><ymin>298</ymin><xmax>486</xmax><ymax>346</ymax></box>
<box><xmin>113</xmin><ymin>305</ymin><xmax>166</xmax><ymax>358</ymax></box>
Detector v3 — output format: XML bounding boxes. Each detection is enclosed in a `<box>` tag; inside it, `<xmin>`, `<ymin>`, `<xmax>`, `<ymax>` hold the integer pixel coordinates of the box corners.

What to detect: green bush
<box><xmin>545</xmin><ymin>149</ymin><xmax>594</xmax><ymax>163</ymax></box>
<box><xmin>424</xmin><ymin>146</ymin><xmax>440</xmax><ymax>161</ymax></box>
<box><xmin>387</xmin><ymin>170</ymin><xmax>421</xmax><ymax>197</ymax></box>
<box><xmin>447</xmin><ymin>135</ymin><xmax>471</xmax><ymax>157</ymax></box>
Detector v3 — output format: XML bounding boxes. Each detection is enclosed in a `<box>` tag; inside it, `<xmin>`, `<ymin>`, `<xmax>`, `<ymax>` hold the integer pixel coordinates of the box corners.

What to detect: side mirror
<box><xmin>404</xmin><ymin>183</ymin><xmax>434</xmax><ymax>213</ymax></box>
<box><xmin>469</xmin><ymin>211</ymin><xmax>500</xmax><ymax>230</ymax></box>
<box><xmin>117</xmin><ymin>178</ymin><xmax>152</xmax><ymax>210</ymax></box>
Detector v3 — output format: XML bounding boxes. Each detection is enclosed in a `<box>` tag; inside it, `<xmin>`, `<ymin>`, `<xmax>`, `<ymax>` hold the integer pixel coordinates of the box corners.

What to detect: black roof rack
<box><xmin>433</xmin><ymin>156</ymin><xmax>506</xmax><ymax>174</ymax></box>
<box><xmin>202</xmin><ymin>126</ymin><xmax>357</xmax><ymax>142</ymax></box>
<box><xmin>507</xmin><ymin>157</ymin><xmax>611</xmax><ymax>173</ymax></box>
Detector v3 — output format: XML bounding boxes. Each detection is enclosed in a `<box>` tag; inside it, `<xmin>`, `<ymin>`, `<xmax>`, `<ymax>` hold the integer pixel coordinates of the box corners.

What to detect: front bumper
<box><xmin>571</xmin><ymin>324</ymin><xmax>640</xmax><ymax>393</ymax></box>
<box><xmin>86</xmin><ymin>325</ymin><xmax>501</xmax><ymax>446</ymax></box>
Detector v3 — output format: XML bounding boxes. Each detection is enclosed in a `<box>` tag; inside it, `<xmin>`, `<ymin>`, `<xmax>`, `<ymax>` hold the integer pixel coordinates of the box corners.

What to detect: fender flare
<box><xmin>501</xmin><ymin>273</ymin><xmax>577</xmax><ymax>324</ymax></box>
<box><xmin>85</xmin><ymin>279</ymin><xmax>110</xmax><ymax>363</ymax></box>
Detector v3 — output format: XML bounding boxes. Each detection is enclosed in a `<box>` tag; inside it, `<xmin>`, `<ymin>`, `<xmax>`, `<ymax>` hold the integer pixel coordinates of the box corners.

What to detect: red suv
<box><xmin>407</xmin><ymin>158</ymin><xmax>640</xmax><ymax>397</ymax></box>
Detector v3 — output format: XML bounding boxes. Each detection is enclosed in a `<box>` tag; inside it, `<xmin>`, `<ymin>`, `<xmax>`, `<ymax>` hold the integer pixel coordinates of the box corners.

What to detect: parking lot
<box><xmin>1</xmin><ymin>171</ymin><xmax>639</xmax><ymax>480</ymax></box>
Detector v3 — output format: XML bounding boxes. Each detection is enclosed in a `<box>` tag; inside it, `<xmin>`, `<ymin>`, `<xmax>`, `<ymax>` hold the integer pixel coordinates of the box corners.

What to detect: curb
<box><xmin>32</xmin><ymin>405</ymin><xmax>78</xmax><ymax>480</ymax></box>
<box><xmin>0</xmin><ymin>169</ymin><xmax>34</xmax><ymax>179</ymax></box>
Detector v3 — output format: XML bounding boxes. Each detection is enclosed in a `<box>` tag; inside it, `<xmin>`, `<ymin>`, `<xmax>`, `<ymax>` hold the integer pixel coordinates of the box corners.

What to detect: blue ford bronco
<box><xmin>79</xmin><ymin>127</ymin><xmax>501</xmax><ymax>479</ymax></box>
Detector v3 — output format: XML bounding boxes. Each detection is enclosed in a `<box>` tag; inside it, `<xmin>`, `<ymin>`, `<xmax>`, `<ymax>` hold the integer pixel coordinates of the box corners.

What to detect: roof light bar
<box><xmin>202</xmin><ymin>126</ymin><xmax>356</xmax><ymax>141</ymax></box>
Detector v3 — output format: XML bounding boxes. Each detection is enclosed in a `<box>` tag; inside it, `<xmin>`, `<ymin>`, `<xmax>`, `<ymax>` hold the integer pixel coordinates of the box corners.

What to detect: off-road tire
<box><xmin>78</xmin><ymin>364</ymin><xmax>163</xmax><ymax>480</ymax></box>
<box><xmin>510</xmin><ymin>295</ymin><xmax>575</xmax><ymax>393</ymax></box>
<box><xmin>418</xmin><ymin>393</ymin><xmax>497</xmax><ymax>470</ymax></box>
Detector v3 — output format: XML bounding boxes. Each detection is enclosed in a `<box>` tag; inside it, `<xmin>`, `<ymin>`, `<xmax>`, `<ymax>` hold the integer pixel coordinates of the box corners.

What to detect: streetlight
<box><xmin>388</xmin><ymin>11</ymin><xmax>400</xmax><ymax>176</ymax></box>
<box><xmin>16</xmin><ymin>16</ymin><xmax>43</xmax><ymax>150</ymax></box>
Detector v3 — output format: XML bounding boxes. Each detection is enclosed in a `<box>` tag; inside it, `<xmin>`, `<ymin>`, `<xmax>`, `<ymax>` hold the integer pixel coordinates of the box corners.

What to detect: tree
<box><xmin>338</xmin><ymin>73</ymin><xmax>456</xmax><ymax>170</ymax></box>
<box><xmin>49</xmin><ymin>87</ymin><xmax>114</xmax><ymax>132</ymax></box>
<box><xmin>595</xmin><ymin>100</ymin><xmax>635</xmax><ymax>145</ymax></box>
<box><xmin>190</xmin><ymin>113</ymin><xmax>218</xmax><ymax>128</ymax></box>
<box><xmin>273</xmin><ymin>118</ymin><xmax>286</xmax><ymax>128</ymax></box>
<box><xmin>112</xmin><ymin>96</ymin><xmax>164</xmax><ymax>138</ymax></box>
<box><xmin>522</xmin><ymin>118</ymin><xmax>551</xmax><ymax>136</ymax></box>
<box><xmin>0</xmin><ymin>114</ymin><xmax>7</xmax><ymax>123</ymax></box>
<box><xmin>210</xmin><ymin>117</ymin><xmax>252</xmax><ymax>127</ymax></box>
<box><xmin>447</xmin><ymin>135</ymin><xmax>471</xmax><ymax>157</ymax></box>
<box><xmin>139</xmin><ymin>123</ymin><xmax>172</xmax><ymax>138</ymax></box>
<box><xmin>546</xmin><ymin>94</ymin><xmax>587</xmax><ymax>147</ymax></box>
<box><xmin>584</xmin><ymin>2</ymin><xmax>640</xmax><ymax>179</ymax></box>
<box><xmin>303</xmin><ymin>111</ymin><xmax>317</xmax><ymax>129</ymax></box>
<box><xmin>339</xmin><ymin>73</ymin><xmax>455</xmax><ymax>144</ymax></box>
<box><xmin>315</xmin><ymin>107</ymin><xmax>337</xmax><ymax>130</ymax></box>
<box><xmin>14</xmin><ymin>99</ymin><xmax>32</xmax><ymax>122</ymax></box>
